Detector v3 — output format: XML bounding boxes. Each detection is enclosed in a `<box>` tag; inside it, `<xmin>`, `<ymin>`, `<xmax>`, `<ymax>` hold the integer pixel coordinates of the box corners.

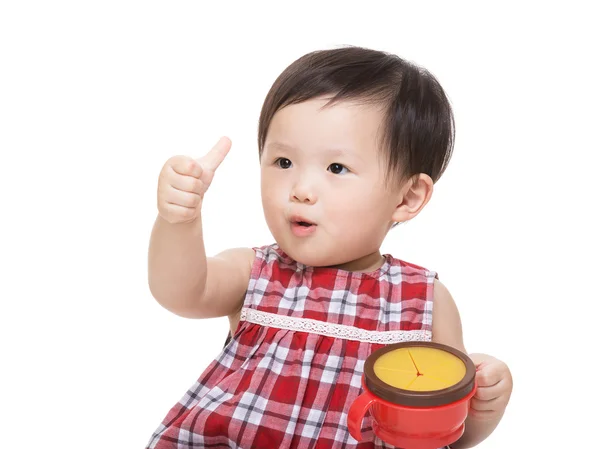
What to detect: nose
<box><xmin>290</xmin><ymin>179</ymin><xmax>317</xmax><ymax>204</ymax></box>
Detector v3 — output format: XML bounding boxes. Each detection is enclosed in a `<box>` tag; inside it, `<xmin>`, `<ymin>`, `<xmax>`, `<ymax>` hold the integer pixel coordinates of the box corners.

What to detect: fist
<box><xmin>469</xmin><ymin>353</ymin><xmax>513</xmax><ymax>420</ymax></box>
<box><xmin>157</xmin><ymin>136</ymin><xmax>231</xmax><ymax>224</ymax></box>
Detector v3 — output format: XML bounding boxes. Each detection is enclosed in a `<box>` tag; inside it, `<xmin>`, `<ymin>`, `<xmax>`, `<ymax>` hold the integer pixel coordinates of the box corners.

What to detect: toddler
<box><xmin>146</xmin><ymin>46</ymin><xmax>512</xmax><ymax>448</ymax></box>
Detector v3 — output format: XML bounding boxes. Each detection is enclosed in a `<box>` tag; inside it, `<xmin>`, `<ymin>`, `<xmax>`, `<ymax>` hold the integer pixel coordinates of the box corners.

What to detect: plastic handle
<box><xmin>347</xmin><ymin>391</ymin><xmax>376</xmax><ymax>442</ymax></box>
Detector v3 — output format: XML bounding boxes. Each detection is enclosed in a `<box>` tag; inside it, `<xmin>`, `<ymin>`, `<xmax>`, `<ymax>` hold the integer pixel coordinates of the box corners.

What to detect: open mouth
<box><xmin>290</xmin><ymin>216</ymin><xmax>317</xmax><ymax>235</ymax></box>
<box><xmin>290</xmin><ymin>216</ymin><xmax>316</xmax><ymax>227</ymax></box>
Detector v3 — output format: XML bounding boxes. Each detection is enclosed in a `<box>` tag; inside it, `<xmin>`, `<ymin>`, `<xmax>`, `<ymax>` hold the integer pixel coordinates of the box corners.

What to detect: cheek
<box><xmin>328</xmin><ymin>184</ymin><xmax>379</xmax><ymax>215</ymax></box>
<box><xmin>261</xmin><ymin>174</ymin><xmax>286</xmax><ymax>217</ymax></box>
<box><xmin>261</xmin><ymin>192</ymin><xmax>280</xmax><ymax>235</ymax></box>
<box><xmin>326</xmin><ymin>186</ymin><xmax>392</xmax><ymax>231</ymax></box>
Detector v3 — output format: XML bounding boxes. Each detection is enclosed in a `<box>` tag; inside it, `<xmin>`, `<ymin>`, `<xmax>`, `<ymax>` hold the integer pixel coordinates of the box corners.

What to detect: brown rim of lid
<box><xmin>364</xmin><ymin>341</ymin><xmax>476</xmax><ymax>407</ymax></box>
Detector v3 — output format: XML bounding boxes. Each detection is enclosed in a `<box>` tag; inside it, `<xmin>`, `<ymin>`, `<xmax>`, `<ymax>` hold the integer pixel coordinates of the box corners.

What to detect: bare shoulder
<box><xmin>209</xmin><ymin>246</ymin><xmax>255</xmax><ymax>293</ymax></box>
<box><xmin>188</xmin><ymin>247</ymin><xmax>255</xmax><ymax>320</ymax></box>
<box><xmin>213</xmin><ymin>246</ymin><xmax>255</xmax><ymax>271</ymax></box>
<box><xmin>431</xmin><ymin>279</ymin><xmax>468</xmax><ymax>354</ymax></box>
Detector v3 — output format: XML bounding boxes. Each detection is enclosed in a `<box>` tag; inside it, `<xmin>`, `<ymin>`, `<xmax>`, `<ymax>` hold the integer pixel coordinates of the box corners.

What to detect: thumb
<box><xmin>469</xmin><ymin>353</ymin><xmax>489</xmax><ymax>371</ymax></box>
<box><xmin>197</xmin><ymin>136</ymin><xmax>232</xmax><ymax>172</ymax></box>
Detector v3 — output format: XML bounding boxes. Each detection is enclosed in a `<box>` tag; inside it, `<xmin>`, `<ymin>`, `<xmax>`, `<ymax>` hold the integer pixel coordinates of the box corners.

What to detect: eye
<box><xmin>275</xmin><ymin>158</ymin><xmax>292</xmax><ymax>169</ymax></box>
<box><xmin>328</xmin><ymin>163</ymin><xmax>349</xmax><ymax>175</ymax></box>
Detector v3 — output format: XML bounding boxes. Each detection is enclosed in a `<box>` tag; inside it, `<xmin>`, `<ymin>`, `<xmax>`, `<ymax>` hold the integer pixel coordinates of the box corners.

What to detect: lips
<box><xmin>289</xmin><ymin>214</ymin><xmax>317</xmax><ymax>237</ymax></box>
<box><xmin>289</xmin><ymin>215</ymin><xmax>316</xmax><ymax>227</ymax></box>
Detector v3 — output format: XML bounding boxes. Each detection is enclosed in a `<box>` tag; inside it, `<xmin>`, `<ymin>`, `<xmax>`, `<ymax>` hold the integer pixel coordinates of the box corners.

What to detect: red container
<box><xmin>347</xmin><ymin>342</ymin><xmax>476</xmax><ymax>449</ymax></box>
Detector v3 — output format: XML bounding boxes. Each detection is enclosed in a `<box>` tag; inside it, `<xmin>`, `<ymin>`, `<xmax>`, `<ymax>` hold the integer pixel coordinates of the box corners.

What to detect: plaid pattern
<box><xmin>147</xmin><ymin>244</ymin><xmax>439</xmax><ymax>449</ymax></box>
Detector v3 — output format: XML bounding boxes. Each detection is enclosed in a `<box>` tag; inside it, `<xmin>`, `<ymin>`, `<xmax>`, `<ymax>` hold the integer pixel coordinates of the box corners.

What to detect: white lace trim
<box><xmin>240</xmin><ymin>308</ymin><xmax>431</xmax><ymax>344</ymax></box>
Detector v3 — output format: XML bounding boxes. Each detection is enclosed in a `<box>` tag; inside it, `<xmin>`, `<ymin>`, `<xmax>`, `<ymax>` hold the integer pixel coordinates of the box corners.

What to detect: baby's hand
<box><xmin>157</xmin><ymin>136</ymin><xmax>231</xmax><ymax>224</ymax></box>
<box><xmin>469</xmin><ymin>353</ymin><xmax>513</xmax><ymax>421</ymax></box>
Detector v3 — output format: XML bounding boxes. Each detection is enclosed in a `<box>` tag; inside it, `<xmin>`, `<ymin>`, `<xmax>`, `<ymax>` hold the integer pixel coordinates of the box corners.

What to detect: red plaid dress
<box><xmin>146</xmin><ymin>244</ymin><xmax>440</xmax><ymax>449</ymax></box>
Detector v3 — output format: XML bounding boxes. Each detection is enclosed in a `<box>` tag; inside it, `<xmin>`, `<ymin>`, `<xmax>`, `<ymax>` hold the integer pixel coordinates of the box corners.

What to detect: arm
<box><xmin>148</xmin><ymin>215</ymin><xmax>254</xmax><ymax>319</ymax></box>
<box><xmin>431</xmin><ymin>280</ymin><xmax>512</xmax><ymax>449</ymax></box>
<box><xmin>147</xmin><ymin>136</ymin><xmax>254</xmax><ymax>320</ymax></box>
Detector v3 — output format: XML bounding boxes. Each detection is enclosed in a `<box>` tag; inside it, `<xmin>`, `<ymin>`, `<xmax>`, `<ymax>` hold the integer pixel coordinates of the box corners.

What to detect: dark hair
<box><xmin>257</xmin><ymin>46</ymin><xmax>455</xmax><ymax>185</ymax></box>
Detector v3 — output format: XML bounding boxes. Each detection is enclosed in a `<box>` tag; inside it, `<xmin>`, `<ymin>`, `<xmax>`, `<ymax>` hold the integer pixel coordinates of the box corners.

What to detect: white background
<box><xmin>1</xmin><ymin>1</ymin><xmax>598</xmax><ymax>447</ymax></box>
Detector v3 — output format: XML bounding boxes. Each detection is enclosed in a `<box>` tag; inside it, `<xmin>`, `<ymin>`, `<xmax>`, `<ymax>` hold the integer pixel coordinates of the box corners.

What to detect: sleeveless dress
<box><xmin>146</xmin><ymin>244</ymin><xmax>445</xmax><ymax>449</ymax></box>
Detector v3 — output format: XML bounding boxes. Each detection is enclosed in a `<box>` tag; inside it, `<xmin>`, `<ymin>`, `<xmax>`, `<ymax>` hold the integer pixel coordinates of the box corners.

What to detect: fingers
<box><xmin>170</xmin><ymin>155</ymin><xmax>203</xmax><ymax>178</ymax></box>
<box><xmin>471</xmin><ymin>398</ymin><xmax>500</xmax><ymax>412</ymax></box>
<box><xmin>468</xmin><ymin>404</ymin><xmax>501</xmax><ymax>421</ymax></box>
<box><xmin>475</xmin><ymin>367</ymin><xmax>503</xmax><ymax>388</ymax></box>
<box><xmin>196</xmin><ymin>136</ymin><xmax>231</xmax><ymax>172</ymax></box>
<box><xmin>158</xmin><ymin>159</ymin><xmax>203</xmax><ymax>224</ymax></box>
<box><xmin>469</xmin><ymin>378</ymin><xmax>511</xmax><ymax>419</ymax></box>
<box><xmin>470</xmin><ymin>396</ymin><xmax>506</xmax><ymax>412</ymax></box>
<box><xmin>167</xmin><ymin>166</ymin><xmax>204</xmax><ymax>194</ymax></box>
<box><xmin>156</xmin><ymin>137</ymin><xmax>231</xmax><ymax>224</ymax></box>
<box><xmin>467</xmin><ymin>357</ymin><xmax>512</xmax><ymax>420</ymax></box>
<box><xmin>163</xmin><ymin>185</ymin><xmax>201</xmax><ymax>208</ymax></box>
<box><xmin>474</xmin><ymin>379</ymin><xmax>505</xmax><ymax>401</ymax></box>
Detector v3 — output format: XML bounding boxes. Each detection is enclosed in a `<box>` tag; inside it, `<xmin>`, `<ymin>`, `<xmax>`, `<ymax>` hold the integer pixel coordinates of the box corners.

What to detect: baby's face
<box><xmin>260</xmin><ymin>97</ymin><xmax>401</xmax><ymax>268</ymax></box>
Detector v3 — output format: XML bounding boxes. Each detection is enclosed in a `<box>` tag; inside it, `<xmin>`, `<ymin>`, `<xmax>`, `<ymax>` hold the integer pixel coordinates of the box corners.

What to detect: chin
<box><xmin>275</xmin><ymin>240</ymin><xmax>329</xmax><ymax>267</ymax></box>
<box><xmin>278</xmin><ymin>239</ymin><xmax>356</xmax><ymax>268</ymax></box>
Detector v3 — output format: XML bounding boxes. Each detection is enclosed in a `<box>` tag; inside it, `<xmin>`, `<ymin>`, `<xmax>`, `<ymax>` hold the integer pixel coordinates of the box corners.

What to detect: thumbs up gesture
<box><xmin>157</xmin><ymin>137</ymin><xmax>232</xmax><ymax>224</ymax></box>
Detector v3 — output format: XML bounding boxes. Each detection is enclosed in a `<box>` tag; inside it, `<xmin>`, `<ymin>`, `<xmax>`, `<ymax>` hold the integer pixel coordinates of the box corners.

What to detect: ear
<box><xmin>391</xmin><ymin>173</ymin><xmax>434</xmax><ymax>223</ymax></box>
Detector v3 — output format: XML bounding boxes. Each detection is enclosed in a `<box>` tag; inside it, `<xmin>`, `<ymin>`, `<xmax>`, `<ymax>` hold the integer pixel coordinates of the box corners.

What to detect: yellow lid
<box><xmin>373</xmin><ymin>347</ymin><xmax>466</xmax><ymax>391</ymax></box>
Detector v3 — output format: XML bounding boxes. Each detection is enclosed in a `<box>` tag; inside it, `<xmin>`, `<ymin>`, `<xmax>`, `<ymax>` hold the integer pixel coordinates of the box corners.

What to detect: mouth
<box><xmin>295</xmin><ymin>221</ymin><xmax>313</xmax><ymax>227</ymax></box>
<box><xmin>289</xmin><ymin>215</ymin><xmax>317</xmax><ymax>236</ymax></box>
<box><xmin>290</xmin><ymin>215</ymin><xmax>316</xmax><ymax>227</ymax></box>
